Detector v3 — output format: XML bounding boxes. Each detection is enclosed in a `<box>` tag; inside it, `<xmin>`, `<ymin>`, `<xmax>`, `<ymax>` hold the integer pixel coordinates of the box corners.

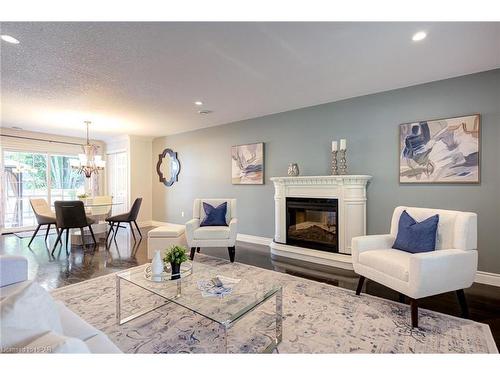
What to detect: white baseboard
<box><xmin>137</xmin><ymin>220</ymin><xmax>155</xmax><ymax>228</ymax></box>
<box><xmin>149</xmin><ymin>220</ymin><xmax>170</xmax><ymax>227</ymax></box>
<box><xmin>148</xmin><ymin>221</ymin><xmax>274</xmax><ymax>246</ymax></box>
<box><xmin>147</xmin><ymin>223</ymin><xmax>500</xmax><ymax>288</ymax></box>
<box><xmin>143</xmin><ymin>220</ymin><xmax>183</xmax><ymax>227</ymax></box>
<box><xmin>236</xmin><ymin>233</ymin><xmax>273</xmax><ymax>246</ymax></box>
<box><xmin>475</xmin><ymin>271</ymin><xmax>500</xmax><ymax>287</ymax></box>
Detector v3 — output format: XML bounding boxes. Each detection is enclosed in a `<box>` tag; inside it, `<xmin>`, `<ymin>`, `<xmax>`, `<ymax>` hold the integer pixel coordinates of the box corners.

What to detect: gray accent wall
<box><xmin>152</xmin><ymin>69</ymin><xmax>500</xmax><ymax>273</ymax></box>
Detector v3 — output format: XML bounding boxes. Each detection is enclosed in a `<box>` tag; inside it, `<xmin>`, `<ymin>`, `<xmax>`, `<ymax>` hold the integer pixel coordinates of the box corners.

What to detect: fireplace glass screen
<box><xmin>286</xmin><ymin>197</ymin><xmax>338</xmax><ymax>252</ymax></box>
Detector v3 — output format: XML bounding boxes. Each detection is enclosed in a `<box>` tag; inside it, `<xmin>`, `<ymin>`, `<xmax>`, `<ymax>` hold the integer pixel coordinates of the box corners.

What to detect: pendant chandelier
<box><xmin>70</xmin><ymin>121</ymin><xmax>105</xmax><ymax>178</ymax></box>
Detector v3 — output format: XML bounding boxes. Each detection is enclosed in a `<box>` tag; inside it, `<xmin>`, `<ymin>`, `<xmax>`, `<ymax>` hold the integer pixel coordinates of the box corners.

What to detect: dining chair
<box><xmin>28</xmin><ymin>198</ymin><xmax>58</xmax><ymax>247</ymax></box>
<box><xmin>105</xmin><ymin>198</ymin><xmax>143</xmax><ymax>243</ymax></box>
<box><xmin>51</xmin><ymin>200</ymin><xmax>97</xmax><ymax>254</ymax></box>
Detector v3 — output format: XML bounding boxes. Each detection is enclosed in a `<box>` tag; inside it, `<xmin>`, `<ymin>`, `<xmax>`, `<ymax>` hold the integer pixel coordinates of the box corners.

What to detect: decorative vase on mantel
<box><xmin>170</xmin><ymin>262</ymin><xmax>181</xmax><ymax>280</ymax></box>
<box><xmin>287</xmin><ymin>163</ymin><xmax>299</xmax><ymax>176</ymax></box>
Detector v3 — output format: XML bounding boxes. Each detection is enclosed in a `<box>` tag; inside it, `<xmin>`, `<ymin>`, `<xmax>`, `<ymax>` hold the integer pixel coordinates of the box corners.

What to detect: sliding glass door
<box><xmin>3</xmin><ymin>151</ymin><xmax>48</xmax><ymax>229</ymax></box>
<box><xmin>2</xmin><ymin>150</ymin><xmax>86</xmax><ymax>230</ymax></box>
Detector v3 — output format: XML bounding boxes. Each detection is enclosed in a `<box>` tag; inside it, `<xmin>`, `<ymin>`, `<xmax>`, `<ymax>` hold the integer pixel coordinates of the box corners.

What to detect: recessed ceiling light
<box><xmin>198</xmin><ymin>110</ymin><xmax>213</xmax><ymax>115</ymax></box>
<box><xmin>1</xmin><ymin>35</ymin><xmax>20</xmax><ymax>44</ymax></box>
<box><xmin>412</xmin><ymin>31</ymin><xmax>427</xmax><ymax>42</ymax></box>
<box><xmin>194</xmin><ymin>101</ymin><xmax>203</xmax><ymax>106</ymax></box>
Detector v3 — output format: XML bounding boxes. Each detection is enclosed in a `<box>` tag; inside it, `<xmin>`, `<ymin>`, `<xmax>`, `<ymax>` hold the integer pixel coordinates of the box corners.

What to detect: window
<box><xmin>2</xmin><ymin>150</ymin><xmax>86</xmax><ymax>230</ymax></box>
<box><xmin>49</xmin><ymin>155</ymin><xmax>86</xmax><ymax>205</ymax></box>
<box><xmin>3</xmin><ymin>151</ymin><xmax>48</xmax><ymax>228</ymax></box>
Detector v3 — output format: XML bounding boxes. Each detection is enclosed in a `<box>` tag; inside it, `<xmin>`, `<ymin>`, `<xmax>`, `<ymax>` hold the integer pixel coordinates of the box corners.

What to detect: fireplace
<box><xmin>271</xmin><ymin>176</ymin><xmax>371</xmax><ymax>268</ymax></box>
<box><xmin>286</xmin><ymin>197</ymin><xmax>338</xmax><ymax>253</ymax></box>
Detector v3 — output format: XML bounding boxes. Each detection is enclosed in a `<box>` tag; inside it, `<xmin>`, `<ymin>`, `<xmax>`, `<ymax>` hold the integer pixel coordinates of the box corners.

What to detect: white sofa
<box><xmin>0</xmin><ymin>255</ymin><xmax>121</xmax><ymax>353</ymax></box>
<box><xmin>352</xmin><ymin>206</ymin><xmax>478</xmax><ymax>328</ymax></box>
<box><xmin>185</xmin><ymin>198</ymin><xmax>238</xmax><ymax>262</ymax></box>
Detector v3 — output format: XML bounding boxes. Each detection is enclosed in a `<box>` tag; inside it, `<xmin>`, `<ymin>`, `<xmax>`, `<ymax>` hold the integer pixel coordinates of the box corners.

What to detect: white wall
<box><xmin>105</xmin><ymin>135</ymin><xmax>129</xmax><ymax>154</ymax></box>
<box><xmin>105</xmin><ymin>135</ymin><xmax>129</xmax><ymax>206</ymax></box>
<box><xmin>128</xmin><ymin>135</ymin><xmax>153</xmax><ymax>224</ymax></box>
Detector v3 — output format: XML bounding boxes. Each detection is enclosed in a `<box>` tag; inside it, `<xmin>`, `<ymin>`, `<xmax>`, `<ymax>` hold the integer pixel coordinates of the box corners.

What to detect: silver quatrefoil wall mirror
<box><xmin>156</xmin><ymin>148</ymin><xmax>180</xmax><ymax>187</ymax></box>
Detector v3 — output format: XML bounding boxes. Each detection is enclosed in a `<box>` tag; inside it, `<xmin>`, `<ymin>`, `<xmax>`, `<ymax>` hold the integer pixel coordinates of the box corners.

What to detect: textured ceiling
<box><xmin>1</xmin><ymin>22</ymin><xmax>499</xmax><ymax>140</ymax></box>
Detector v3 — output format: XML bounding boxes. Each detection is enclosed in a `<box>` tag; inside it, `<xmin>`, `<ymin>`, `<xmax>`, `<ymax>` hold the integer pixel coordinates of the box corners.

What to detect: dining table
<box><xmin>51</xmin><ymin>199</ymin><xmax>124</xmax><ymax>246</ymax></box>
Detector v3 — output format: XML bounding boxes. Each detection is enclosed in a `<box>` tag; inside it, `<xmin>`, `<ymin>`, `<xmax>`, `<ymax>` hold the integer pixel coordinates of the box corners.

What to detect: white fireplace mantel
<box><xmin>270</xmin><ymin>175</ymin><xmax>371</xmax><ymax>270</ymax></box>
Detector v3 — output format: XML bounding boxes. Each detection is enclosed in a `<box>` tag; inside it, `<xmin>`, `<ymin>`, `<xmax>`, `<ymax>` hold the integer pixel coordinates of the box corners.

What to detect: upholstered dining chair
<box><xmin>52</xmin><ymin>200</ymin><xmax>96</xmax><ymax>254</ymax></box>
<box><xmin>28</xmin><ymin>198</ymin><xmax>58</xmax><ymax>247</ymax></box>
<box><xmin>352</xmin><ymin>206</ymin><xmax>478</xmax><ymax>328</ymax></box>
<box><xmin>105</xmin><ymin>197</ymin><xmax>143</xmax><ymax>243</ymax></box>
<box><xmin>185</xmin><ymin>198</ymin><xmax>238</xmax><ymax>262</ymax></box>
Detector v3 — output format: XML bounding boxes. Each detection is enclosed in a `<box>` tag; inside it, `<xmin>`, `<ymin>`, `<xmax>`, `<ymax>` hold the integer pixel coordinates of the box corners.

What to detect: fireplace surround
<box><xmin>270</xmin><ymin>175</ymin><xmax>371</xmax><ymax>271</ymax></box>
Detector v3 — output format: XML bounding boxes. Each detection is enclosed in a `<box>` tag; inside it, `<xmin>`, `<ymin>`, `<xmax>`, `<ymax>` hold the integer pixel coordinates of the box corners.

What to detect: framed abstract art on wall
<box><xmin>231</xmin><ymin>142</ymin><xmax>264</xmax><ymax>184</ymax></box>
<box><xmin>399</xmin><ymin>114</ymin><xmax>480</xmax><ymax>184</ymax></box>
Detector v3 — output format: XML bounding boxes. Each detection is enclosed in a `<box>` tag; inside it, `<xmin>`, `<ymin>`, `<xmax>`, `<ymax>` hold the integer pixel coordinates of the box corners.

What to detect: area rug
<box><xmin>51</xmin><ymin>254</ymin><xmax>498</xmax><ymax>353</ymax></box>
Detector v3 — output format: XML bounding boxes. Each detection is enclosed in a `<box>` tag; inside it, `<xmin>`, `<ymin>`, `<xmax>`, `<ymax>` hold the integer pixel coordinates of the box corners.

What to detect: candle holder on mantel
<box><xmin>331</xmin><ymin>151</ymin><xmax>338</xmax><ymax>175</ymax></box>
<box><xmin>338</xmin><ymin>149</ymin><xmax>348</xmax><ymax>175</ymax></box>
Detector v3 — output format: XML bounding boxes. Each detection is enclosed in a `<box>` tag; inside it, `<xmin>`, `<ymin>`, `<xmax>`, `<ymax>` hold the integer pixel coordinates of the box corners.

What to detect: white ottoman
<box><xmin>147</xmin><ymin>223</ymin><xmax>187</xmax><ymax>260</ymax></box>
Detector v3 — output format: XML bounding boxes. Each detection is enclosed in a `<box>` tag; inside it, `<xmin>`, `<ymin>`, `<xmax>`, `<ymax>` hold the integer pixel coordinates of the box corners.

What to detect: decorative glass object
<box><xmin>143</xmin><ymin>261</ymin><xmax>193</xmax><ymax>282</ymax></box>
<box><xmin>287</xmin><ymin>163</ymin><xmax>299</xmax><ymax>176</ymax></box>
<box><xmin>151</xmin><ymin>250</ymin><xmax>164</xmax><ymax>276</ymax></box>
<box><xmin>338</xmin><ymin>149</ymin><xmax>347</xmax><ymax>175</ymax></box>
<box><xmin>331</xmin><ymin>151</ymin><xmax>338</xmax><ymax>175</ymax></box>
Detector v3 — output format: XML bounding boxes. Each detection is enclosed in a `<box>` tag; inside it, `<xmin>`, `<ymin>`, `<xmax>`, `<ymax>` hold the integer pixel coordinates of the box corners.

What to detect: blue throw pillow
<box><xmin>200</xmin><ymin>202</ymin><xmax>228</xmax><ymax>227</ymax></box>
<box><xmin>392</xmin><ymin>210</ymin><xmax>439</xmax><ymax>253</ymax></box>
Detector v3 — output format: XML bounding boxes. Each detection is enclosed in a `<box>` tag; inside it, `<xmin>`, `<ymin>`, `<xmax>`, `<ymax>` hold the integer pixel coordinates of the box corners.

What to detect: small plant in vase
<box><xmin>163</xmin><ymin>245</ymin><xmax>188</xmax><ymax>280</ymax></box>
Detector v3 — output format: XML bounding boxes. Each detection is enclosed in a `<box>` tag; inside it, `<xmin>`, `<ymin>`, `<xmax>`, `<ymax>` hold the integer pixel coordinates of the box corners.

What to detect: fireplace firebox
<box><xmin>285</xmin><ymin>197</ymin><xmax>338</xmax><ymax>253</ymax></box>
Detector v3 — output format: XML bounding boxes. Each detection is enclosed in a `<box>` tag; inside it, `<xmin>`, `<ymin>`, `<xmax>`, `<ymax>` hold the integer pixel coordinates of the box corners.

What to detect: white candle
<box><xmin>331</xmin><ymin>141</ymin><xmax>338</xmax><ymax>152</ymax></box>
<box><xmin>340</xmin><ymin>139</ymin><xmax>347</xmax><ymax>150</ymax></box>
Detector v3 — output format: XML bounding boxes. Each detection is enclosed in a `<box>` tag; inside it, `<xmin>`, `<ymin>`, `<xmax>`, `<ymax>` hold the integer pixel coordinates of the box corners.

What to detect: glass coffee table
<box><xmin>116</xmin><ymin>261</ymin><xmax>283</xmax><ymax>353</ymax></box>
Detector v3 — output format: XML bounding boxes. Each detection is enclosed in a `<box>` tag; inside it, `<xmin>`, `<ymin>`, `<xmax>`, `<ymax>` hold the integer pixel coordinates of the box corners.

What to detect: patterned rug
<box><xmin>51</xmin><ymin>254</ymin><xmax>498</xmax><ymax>353</ymax></box>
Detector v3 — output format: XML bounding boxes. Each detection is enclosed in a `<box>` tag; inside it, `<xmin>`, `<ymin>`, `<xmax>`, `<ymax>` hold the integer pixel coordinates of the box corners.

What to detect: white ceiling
<box><xmin>1</xmin><ymin>22</ymin><xmax>499</xmax><ymax>140</ymax></box>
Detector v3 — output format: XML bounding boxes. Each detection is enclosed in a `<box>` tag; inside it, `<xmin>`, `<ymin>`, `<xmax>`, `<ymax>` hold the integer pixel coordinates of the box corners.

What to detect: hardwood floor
<box><xmin>0</xmin><ymin>227</ymin><xmax>273</xmax><ymax>290</ymax></box>
<box><xmin>1</xmin><ymin>227</ymin><xmax>499</xmax><ymax>348</ymax></box>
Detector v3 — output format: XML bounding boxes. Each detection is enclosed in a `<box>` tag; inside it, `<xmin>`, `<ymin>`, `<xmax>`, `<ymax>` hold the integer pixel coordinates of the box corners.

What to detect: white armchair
<box><xmin>185</xmin><ymin>199</ymin><xmax>238</xmax><ymax>262</ymax></box>
<box><xmin>352</xmin><ymin>206</ymin><xmax>478</xmax><ymax>328</ymax></box>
